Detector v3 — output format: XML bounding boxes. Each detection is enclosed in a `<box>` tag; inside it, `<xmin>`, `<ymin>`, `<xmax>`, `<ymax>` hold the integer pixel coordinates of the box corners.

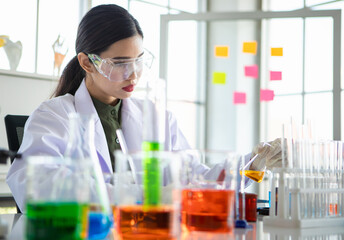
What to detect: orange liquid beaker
<box><xmin>115</xmin><ymin>205</ymin><xmax>176</xmax><ymax>240</ymax></box>
<box><xmin>181</xmin><ymin>189</ymin><xmax>235</xmax><ymax>233</ymax></box>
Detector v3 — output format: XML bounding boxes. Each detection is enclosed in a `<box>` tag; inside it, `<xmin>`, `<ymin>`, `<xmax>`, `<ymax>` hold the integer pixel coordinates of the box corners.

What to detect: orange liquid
<box><xmin>114</xmin><ymin>205</ymin><xmax>176</xmax><ymax>240</ymax></box>
<box><xmin>240</xmin><ymin>170</ymin><xmax>265</xmax><ymax>183</ymax></box>
<box><xmin>181</xmin><ymin>189</ymin><xmax>235</xmax><ymax>233</ymax></box>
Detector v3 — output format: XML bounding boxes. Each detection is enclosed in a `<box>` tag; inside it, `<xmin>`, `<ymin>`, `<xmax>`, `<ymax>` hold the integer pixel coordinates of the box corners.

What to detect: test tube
<box><xmin>142</xmin><ymin>78</ymin><xmax>166</xmax><ymax>150</ymax></box>
<box><xmin>319</xmin><ymin>140</ymin><xmax>327</xmax><ymax>218</ymax></box>
<box><xmin>142</xmin><ymin>78</ymin><xmax>166</xmax><ymax>206</ymax></box>
<box><xmin>337</xmin><ymin>140</ymin><xmax>342</xmax><ymax>217</ymax></box>
<box><xmin>329</xmin><ymin>141</ymin><xmax>339</xmax><ymax>217</ymax></box>
<box><xmin>314</xmin><ymin>139</ymin><xmax>322</xmax><ymax>218</ymax></box>
<box><xmin>298</xmin><ymin>126</ymin><xmax>307</xmax><ymax>219</ymax></box>
<box><xmin>324</xmin><ymin>140</ymin><xmax>331</xmax><ymax>218</ymax></box>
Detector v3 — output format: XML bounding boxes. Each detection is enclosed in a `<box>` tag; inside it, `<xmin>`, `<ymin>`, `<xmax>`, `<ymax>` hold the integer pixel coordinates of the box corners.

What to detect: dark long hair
<box><xmin>53</xmin><ymin>4</ymin><xmax>143</xmax><ymax>97</ymax></box>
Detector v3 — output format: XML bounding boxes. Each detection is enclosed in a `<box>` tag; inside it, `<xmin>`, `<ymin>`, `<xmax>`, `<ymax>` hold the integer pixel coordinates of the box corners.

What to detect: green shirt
<box><xmin>91</xmin><ymin>97</ymin><xmax>122</xmax><ymax>172</ymax></box>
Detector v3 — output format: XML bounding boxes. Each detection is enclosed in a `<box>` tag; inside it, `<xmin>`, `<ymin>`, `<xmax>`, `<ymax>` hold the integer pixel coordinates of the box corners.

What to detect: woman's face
<box><xmin>86</xmin><ymin>35</ymin><xmax>143</xmax><ymax>105</ymax></box>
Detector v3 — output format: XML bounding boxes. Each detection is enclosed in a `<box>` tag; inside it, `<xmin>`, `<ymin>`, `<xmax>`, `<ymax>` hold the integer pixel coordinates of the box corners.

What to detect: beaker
<box><xmin>113</xmin><ymin>150</ymin><xmax>182</xmax><ymax>240</ymax></box>
<box><xmin>25</xmin><ymin>156</ymin><xmax>90</xmax><ymax>240</ymax></box>
<box><xmin>179</xmin><ymin>150</ymin><xmax>239</xmax><ymax>233</ymax></box>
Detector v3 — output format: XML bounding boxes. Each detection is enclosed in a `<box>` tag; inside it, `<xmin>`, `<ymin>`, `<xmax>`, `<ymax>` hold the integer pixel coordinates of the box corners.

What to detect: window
<box><xmin>0</xmin><ymin>0</ymin><xmax>37</xmax><ymax>72</ymax></box>
<box><xmin>263</xmin><ymin>0</ymin><xmax>343</xmax><ymax>140</ymax></box>
<box><xmin>0</xmin><ymin>1</ymin><xmax>82</xmax><ymax>76</ymax></box>
<box><xmin>160</xmin><ymin>3</ymin><xmax>341</xmax><ymax>155</ymax></box>
<box><xmin>309</xmin><ymin>0</ymin><xmax>344</xmax><ymax>139</ymax></box>
<box><xmin>166</xmin><ymin>20</ymin><xmax>201</xmax><ymax>147</ymax></box>
<box><xmin>37</xmin><ymin>0</ymin><xmax>79</xmax><ymax>75</ymax></box>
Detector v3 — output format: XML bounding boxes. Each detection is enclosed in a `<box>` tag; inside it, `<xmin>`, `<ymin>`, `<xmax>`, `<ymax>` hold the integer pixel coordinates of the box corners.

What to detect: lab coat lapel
<box><xmin>74</xmin><ymin>80</ymin><xmax>112</xmax><ymax>173</ymax></box>
<box><xmin>121</xmin><ymin>98</ymin><xmax>144</xmax><ymax>151</ymax></box>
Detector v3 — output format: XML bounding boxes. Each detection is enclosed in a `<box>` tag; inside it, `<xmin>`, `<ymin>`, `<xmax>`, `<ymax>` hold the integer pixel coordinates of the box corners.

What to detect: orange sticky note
<box><xmin>244</xmin><ymin>65</ymin><xmax>258</xmax><ymax>78</ymax></box>
<box><xmin>260</xmin><ymin>89</ymin><xmax>275</xmax><ymax>101</ymax></box>
<box><xmin>243</xmin><ymin>41</ymin><xmax>257</xmax><ymax>54</ymax></box>
<box><xmin>212</xmin><ymin>72</ymin><xmax>226</xmax><ymax>84</ymax></box>
<box><xmin>271</xmin><ymin>48</ymin><xmax>283</xmax><ymax>56</ymax></box>
<box><xmin>270</xmin><ymin>71</ymin><xmax>282</xmax><ymax>81</ymax></box>
<box><xmin>215</xmin><ymin>45</ymin><xmax>229</xmax><ymax>57</ymax></box>
<box><xmin>233</xmin><ymin>92</ymin><xmax>246</xmax><ymax>104</ymax></box>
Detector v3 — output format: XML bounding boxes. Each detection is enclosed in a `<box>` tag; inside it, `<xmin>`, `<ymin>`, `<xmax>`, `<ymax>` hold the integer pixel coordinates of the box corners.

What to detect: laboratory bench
<box><xmin>1</xmin><ymin>213</ymin><xmax>344</xmax><ymax>240</ymax></box>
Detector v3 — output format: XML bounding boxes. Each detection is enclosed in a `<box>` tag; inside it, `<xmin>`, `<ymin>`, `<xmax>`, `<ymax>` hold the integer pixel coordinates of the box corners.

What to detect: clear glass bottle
<box><xmin>65</xmin><ymin>113</ymin><xmax>112</xmax><ymax>239</ymax></box>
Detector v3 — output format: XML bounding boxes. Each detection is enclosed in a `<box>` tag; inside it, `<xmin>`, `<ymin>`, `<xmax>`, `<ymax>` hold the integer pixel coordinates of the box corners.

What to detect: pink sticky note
<box><xmin>233</xmin><ymin>92</ymin><xmax>246</xmax><ymax>104</ymax></box>
<box><xmin>270</xmin><ymin>71</ymin><xmax>282</xmax><ymax>81</ymax></box>
<box><xmin>260</xmin><ymin>89</ymin><xmax>274</xmax><ymax>101</ymax></box>
<box><xmin>244</xmin><ymin>65</ymin><xmax>258</xmax><ymax>78</ymax></box>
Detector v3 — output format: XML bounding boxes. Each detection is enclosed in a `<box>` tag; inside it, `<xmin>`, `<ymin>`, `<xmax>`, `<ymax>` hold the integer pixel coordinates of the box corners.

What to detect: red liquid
<box><xmin>238</xmin><ymin>193</ymin><xmax>257</xmax><ymax>222</ymax></box>
<box><xmin>329</xmin><ymin>204</ymin><xmax>338</xmax><ymax>215</ymax></box>
<box><xmin>115</xmin><ymin>205</ymin><xmax>176</xmax><ymax>240</ymax></box>
<box><xmin>181</xmin><ymin>189</ymin><xmax>235</xmax><ymax>232</ymax></box>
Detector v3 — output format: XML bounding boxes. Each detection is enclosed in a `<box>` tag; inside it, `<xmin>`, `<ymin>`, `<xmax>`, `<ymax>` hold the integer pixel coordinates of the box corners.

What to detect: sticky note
<box><xmin>260</xmin><ymin>89</ymin><xmax>275</xmax><ymax>101</ymax></box>
<box><xmin>212</xmin><ymin>72</ymin><xmax>226</xmax><ymax>84</ymax></box>
<box><xmin>244</xmin><ymin>65</ymin><xmax>258</xmax><ymax>78</ymax></box>
<box><xmin>233</xmin><ymin>92</ymin><xmax>246</xmax><ymax>104</ymax></box>
<box><xmin>215</xmin><ymin>45</ymin><xmax>229</xmax><ymax>57</ymax></box>
<box><xmin>270</xmin><ymin>71</ymin><xmax>282</xmax><ymax>81</ymax></box>
<box><xmin>243</xmin><ymin>41</ymin><xmax>257</xmax><ymax>54</ymax></box>
<box><xmin>271</xmin><ymin>48</ymin><xmax>283</xmax><ymax>56</ymax></box>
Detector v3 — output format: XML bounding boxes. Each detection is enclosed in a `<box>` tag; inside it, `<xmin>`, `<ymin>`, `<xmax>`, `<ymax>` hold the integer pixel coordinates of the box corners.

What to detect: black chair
<box><xmin>4</xmin><ymin>115</ymin><xmax>29</xmax><ymax>163</ymax></box>
<box><xmin>4</xmin><ymin>114</ymin><xmax>29</xmax><ymax>214</ymax></box>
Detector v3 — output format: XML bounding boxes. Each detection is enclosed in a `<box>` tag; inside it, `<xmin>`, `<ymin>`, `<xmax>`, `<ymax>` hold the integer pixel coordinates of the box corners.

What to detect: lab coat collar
<box><xmin>74</xmin><ymin>79</ymin><xmax>112</xmax><ymax>173</ymax></box>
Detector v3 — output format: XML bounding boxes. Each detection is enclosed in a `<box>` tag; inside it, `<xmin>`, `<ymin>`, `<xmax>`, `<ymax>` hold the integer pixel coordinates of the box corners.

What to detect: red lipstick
<box><xmin>122</xmin><ymin>84</ymin><xmax>134</xmax><ymax>92</ymax></box>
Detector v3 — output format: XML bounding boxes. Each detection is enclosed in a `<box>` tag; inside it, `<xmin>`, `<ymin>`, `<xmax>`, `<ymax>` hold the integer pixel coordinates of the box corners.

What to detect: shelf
<box><xmin>0</xmin><ymin>69</ymin><xmax>59</xmax><ymax>82</ymax></box>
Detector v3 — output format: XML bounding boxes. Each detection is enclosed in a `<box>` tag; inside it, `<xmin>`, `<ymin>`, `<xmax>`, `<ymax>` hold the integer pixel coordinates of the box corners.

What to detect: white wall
<box><xmin>0</xmin><ymin>71</ymin><xmax>58</xmax><ymax>195</ymax></box>
<box><xmin>0</xmin><ymin>72</ymin><xmax>58</xmax><ymax>149</ymax></box>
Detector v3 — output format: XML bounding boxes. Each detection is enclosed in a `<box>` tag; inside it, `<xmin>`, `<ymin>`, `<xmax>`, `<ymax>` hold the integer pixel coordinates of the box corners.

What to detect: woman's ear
<box><xmin>77</xmin><ymin>52</ymin><xmax>96</xmax><ymax>73</ymax></box>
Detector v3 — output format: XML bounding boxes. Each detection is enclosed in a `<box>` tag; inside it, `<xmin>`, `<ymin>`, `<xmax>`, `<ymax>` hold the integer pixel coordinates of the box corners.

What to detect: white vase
<box><xmin>3</xmin><ymin>38</ymin><xmax>22</xmax><ymax>71</ymax></box>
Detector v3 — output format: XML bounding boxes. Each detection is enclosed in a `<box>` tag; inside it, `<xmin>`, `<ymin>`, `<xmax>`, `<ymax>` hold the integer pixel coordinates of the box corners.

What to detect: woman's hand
<box><xmin>250</xmin><ymin>138</ymin><xmax>288</xmax><ymax>171</ymax></box>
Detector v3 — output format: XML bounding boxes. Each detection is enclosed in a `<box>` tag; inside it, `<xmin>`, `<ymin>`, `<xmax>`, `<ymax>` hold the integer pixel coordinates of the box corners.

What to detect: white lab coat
<box><xmin>6</xmin><ymin>79</ymin><xmax>192</xmax><ymax>212</ymax></box>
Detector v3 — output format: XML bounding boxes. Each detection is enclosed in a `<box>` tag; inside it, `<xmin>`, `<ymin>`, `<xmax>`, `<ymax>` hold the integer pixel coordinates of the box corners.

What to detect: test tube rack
<box><xmin>263</xmin><ymin>168</ymin><xmax>344</xmax><ymax>228</ymax></box>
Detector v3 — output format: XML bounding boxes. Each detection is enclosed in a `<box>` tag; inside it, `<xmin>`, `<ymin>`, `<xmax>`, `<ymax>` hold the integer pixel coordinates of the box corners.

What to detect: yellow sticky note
<box><xmin>243</xmin><ymin>41</ymin><xmax>257</xmax><ymax>54</ymax></box>
<box><xmin>215</xmin><ymin>45</ymin><xmax>229</xmax><ymax>57</ymax></box>
<box><xmin>271</xmin><ymin>48</ymin><xmax>283</xmax><ymax>56</ymax></box>
<box><xmin>213</xmin><ymin>72</ymin><xmax>226</xmax><ymax>84</ymax></box>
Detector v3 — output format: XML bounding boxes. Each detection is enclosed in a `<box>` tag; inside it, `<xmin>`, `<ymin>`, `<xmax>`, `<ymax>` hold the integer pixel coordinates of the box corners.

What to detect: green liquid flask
<box><xmin>25</xmin><ymin>156</ymin><xmax>90</xmax><ymax>240</ymax></box>
<box><xmin>26</xmin><ymin>202</ymin><xmax>88</xmax><ymax>240</ymax></box>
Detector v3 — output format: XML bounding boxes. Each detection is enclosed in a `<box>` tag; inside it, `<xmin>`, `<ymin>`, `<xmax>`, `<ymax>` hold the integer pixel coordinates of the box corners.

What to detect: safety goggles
<box><xmin>88</xmin><ymin>49</ymin><xmax>154</xmax><ymax>82</ymax></box>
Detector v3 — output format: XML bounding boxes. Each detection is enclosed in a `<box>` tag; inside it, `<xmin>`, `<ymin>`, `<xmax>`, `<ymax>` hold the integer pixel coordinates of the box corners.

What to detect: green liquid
<box><xmin>26</xmin><ymin>201</ymin><xmax>89</xmax><ymax>240</ymax></box>
<box><xmin>142</xmin><ymin>141</ymin><xmax>163</xmax><ymax>206</ymax></box>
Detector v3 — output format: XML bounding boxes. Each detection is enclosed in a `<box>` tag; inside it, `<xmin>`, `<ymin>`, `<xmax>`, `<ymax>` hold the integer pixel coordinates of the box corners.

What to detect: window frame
<box><xmin>159</xmin><ymin>9</ymin><xmax>342</xmax><ymax>147</ymax></box>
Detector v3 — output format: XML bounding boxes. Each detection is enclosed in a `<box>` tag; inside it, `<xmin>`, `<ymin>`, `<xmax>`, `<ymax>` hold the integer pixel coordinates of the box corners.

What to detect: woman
<box><xmin>7</xmin><ymin>4</ymin><xmax>284</xmax><ymax>212</ymax></box>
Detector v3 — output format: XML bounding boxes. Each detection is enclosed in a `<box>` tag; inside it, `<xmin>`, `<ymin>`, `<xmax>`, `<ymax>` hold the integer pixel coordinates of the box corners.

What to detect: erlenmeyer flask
<box><xmin>243</xmin><ymin>167</ymin><xmax>266</xmax><ymax>183</ymax></box>
<box><xmin>65</xmin><ymin>113</ymin><xmax>112</xmax><ymax>240</ymax></box>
